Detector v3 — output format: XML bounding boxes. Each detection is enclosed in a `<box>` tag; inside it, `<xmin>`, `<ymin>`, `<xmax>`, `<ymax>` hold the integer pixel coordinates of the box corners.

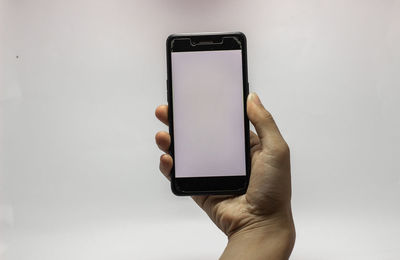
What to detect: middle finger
<box><xmin>155</xmin><ymin>131</ymin><xmax>171</xmax><ymax>153</ymax></box>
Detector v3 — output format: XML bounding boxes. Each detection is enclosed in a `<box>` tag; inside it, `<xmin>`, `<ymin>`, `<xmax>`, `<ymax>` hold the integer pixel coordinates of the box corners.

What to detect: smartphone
<box><xmin>166</xmin><ymin>32</ymin><xmax>251</xmax><ymax>195</ymax></box>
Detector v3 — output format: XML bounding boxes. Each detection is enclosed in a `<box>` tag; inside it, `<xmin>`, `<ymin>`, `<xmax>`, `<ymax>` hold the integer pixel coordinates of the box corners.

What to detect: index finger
<box><xmin>155</xmin><ymin>105</ymin><xmax>169</xmax><ymax>126</ymax></box>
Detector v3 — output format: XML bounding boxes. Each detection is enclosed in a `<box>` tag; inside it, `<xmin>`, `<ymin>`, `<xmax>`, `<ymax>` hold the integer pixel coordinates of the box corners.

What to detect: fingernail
<box><xmin>249</xmin><ymin>92</ymin><xmax>262</xmax><ymax>106</ymax></box>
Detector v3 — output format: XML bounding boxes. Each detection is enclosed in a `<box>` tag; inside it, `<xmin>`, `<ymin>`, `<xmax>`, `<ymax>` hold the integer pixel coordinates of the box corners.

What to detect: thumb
<box><xmin>247</xmin><ymin>92</ymin><xmax>283</xmax><ymax>147</ymax></box>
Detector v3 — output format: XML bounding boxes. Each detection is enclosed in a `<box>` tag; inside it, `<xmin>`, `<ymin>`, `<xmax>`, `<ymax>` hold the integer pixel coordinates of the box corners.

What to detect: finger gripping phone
<box><xmin>166</xmin><ymin>32</ymin><xmax>251</xmax><ymax>195</ymax></box>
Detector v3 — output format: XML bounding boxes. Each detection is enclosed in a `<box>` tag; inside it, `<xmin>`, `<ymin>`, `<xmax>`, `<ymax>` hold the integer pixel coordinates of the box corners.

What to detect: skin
<box><xmin>155</xmin><ymin>92</ymin><xmax>295</xmax><ymax>259</ymax></box>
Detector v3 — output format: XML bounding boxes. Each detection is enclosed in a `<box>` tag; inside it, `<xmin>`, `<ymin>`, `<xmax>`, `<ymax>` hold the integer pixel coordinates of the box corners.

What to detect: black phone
<box><xmin>166</xmin><ymin>32</ymin><xmax>251</xmax><ymax>195</ymax></box>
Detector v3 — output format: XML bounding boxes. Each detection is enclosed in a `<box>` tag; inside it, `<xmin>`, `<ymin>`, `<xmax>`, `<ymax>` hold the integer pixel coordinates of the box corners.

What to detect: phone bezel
<box><xmin>166</xmin><ymin>32</ymin><xmax>251</xmax><ymax>195</ymax></box>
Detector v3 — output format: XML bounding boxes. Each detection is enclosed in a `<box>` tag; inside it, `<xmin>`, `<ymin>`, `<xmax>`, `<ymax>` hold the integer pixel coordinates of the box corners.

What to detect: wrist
<box><xmin>220</xmin><ymin>208</ymin><xmax>295</xmax><ymax>260</ymax></box>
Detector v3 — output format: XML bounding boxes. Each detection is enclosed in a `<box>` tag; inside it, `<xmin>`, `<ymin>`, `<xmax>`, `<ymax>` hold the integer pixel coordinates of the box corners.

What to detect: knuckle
<box><xmin>276</xmin><ymin>141</ymin><xmax>290</xmax><ymax>158</ymax></box>
<box><xmin>268</xmin><ymin>141</ymin><xmax>290</xmax><ymax>159</ymax></box>
<box><xmin>261</xmin><ymin>109</ymin><xmax>274</xmax><ymax>121</ymax></box>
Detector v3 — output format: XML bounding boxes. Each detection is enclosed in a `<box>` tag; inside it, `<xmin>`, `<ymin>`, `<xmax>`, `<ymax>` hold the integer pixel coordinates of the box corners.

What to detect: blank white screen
<box><xmin>171</xmin><ymin>50</ymin><xmax>246</xmax><ymax>178</ymax></box>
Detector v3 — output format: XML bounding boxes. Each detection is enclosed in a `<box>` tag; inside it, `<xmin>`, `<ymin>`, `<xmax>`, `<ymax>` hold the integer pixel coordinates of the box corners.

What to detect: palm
<box><xmin>191</xmin><ymin>132</ymin><xmax>290</xmax><ymax>237</ymax></box>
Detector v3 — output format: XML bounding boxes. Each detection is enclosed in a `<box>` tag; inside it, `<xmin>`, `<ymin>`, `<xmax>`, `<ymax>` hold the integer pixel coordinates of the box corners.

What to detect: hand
<box><xmin>155</xmin><ymin>93</ymin><xmax>295</xmax><ymax>259</ymax></box>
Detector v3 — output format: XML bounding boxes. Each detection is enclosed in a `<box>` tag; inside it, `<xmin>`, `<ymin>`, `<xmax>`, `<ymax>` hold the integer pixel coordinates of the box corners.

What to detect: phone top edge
<box><xmin>166</xmin><ymin>31</ymin><xmax>246</xmax><ymax>43</ymax></box>
<box><xmin>166</xmin><ymin>32</ymin><xmax>247</xmax><ymax>53</ymax></box>
<box><xmin>167</xmin><ymin>31</ymin><xmax>245</xmax><ymax>37</ymax></box>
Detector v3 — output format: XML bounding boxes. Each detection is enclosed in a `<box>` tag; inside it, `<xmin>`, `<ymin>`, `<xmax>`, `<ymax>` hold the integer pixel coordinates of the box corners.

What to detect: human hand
<box><xmin>155</xmin><ymin>92</ymin><xmax>295</xmax><ymax>259</ymax></box>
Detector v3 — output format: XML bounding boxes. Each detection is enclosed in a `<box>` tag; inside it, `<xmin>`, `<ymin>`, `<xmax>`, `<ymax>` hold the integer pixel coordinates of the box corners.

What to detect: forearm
<box><xmin>220</xmin><ymin>211</ymin><xmax>295</xmax><ymax>260</ymax></box>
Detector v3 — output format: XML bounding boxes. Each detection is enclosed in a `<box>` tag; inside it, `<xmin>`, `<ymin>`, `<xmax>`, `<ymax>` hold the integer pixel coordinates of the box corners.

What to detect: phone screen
<box><xmin>171</xmin><ymin>49</ymin><xmax>246</xmax><ymax>178</ymax></box>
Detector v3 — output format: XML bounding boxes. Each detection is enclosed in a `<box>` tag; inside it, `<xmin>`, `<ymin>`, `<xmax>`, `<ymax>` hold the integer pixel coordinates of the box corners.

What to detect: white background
<box><xmin>1</xmin><ymin>0</ymin><xmax>399</xmax><ymax>259</ymax></box>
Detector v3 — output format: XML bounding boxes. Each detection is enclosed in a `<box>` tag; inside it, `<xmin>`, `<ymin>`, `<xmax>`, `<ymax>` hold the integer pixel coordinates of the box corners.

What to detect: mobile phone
<box><xmin>166</xmin><ymin>32</ymin><xmax>251</xmax><ymax>195</ymax></box>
